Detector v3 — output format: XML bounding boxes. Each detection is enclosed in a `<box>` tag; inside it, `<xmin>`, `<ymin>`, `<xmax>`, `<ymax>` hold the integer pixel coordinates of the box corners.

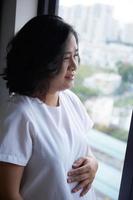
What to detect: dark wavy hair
<box><xmin>1</xmin><ymin>15</ymin><xmax>79</xmax><ymax>96</ymax></box>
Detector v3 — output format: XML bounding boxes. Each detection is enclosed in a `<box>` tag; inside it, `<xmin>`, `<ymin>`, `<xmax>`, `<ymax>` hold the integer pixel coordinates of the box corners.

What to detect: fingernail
<box><xmin>74</xmin><ymin>160</ymin><xmax>82</xmax><ymax>165</ymax></box>
<box><xmin>67</xmin><ymin>178</ymin><xmax>71</xmax><ymax>183</ymax></box>
<box><xmin>73</xmin><ymin>163</ymin><xmax>78</xmax><ymax>166</ymax></box>
<box><xmin>73</xmin><ymin>162</ymin><xmax>79</xmax><ymax>166</ymax></box>
<box><xmin>72</xmin><ymin>189</ymin><xmax>77</xmax><ymax>193</ymax></box>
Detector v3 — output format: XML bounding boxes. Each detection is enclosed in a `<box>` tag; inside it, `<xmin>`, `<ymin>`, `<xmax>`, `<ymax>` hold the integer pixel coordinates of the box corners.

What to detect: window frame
<box><xmin>118</xmin><ymin>112</ymin><xmax>133</xmax><ymax>200</ymax></box>
<box><xmin>37</xmin><ymin>0</ymin><xmax>59</xmax><ymax>15</ymax></box>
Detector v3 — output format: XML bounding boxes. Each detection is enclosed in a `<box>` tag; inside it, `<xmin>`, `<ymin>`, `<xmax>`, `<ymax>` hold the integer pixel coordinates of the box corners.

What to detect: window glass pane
<box><xmin>59</xmin><ymin>1</ymin><xmax>133</xmax><ymax>199</ymax></box>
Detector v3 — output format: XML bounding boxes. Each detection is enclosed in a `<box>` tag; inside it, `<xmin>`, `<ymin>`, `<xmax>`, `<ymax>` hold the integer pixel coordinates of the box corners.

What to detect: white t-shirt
<box><xmin>0</xmin><ymin>89</ymin><xmax>96</xmax><ymax>200</ymax></box>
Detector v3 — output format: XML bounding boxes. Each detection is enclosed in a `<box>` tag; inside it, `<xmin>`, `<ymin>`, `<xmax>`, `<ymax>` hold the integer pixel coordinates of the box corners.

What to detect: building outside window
<box><xmin>59</xmin><ymin>0</ymin><xmax>133</xmax><ymax>199</ymax></box>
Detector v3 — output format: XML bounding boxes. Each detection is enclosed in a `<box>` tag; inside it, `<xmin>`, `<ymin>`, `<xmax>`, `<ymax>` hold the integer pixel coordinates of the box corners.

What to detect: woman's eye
<box><xmin>63</xmin><ymin>57</ymin><xmax>70</xmax><ymax>62</ymax></box>
<box><xmin>63</xmin><ymin>57</ymin><xmax>70</xmax><ymax>60</ymax></box>
<box><xmin>63</xmin><ymin>54</ymin><xmax>79</xmax><ymax>62</ymax></box>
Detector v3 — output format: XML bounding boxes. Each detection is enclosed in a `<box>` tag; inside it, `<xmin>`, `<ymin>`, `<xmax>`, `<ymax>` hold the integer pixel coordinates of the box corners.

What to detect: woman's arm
<box><xmin>0</xmin><ymin>162</ymin><xmax>24</xmax><ymax>200</ymax></box>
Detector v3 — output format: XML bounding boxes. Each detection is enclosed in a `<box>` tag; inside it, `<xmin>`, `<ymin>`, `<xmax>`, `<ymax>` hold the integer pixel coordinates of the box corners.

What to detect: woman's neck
<box><xmin>32</xmin><ymin>91</ymin><xmax>60</xmax><ymax>107</ymax></box>
<box><xmin>45</xmin><ymin>92</ymin><xmax>60</xmax><ymax>107</ymax></box>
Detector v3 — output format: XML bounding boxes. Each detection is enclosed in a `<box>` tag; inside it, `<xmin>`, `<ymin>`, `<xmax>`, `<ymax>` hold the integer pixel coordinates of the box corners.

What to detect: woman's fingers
<box><xmin>71</xmin><ymin>180</ymin><xmax>90</xmax><ymax>193</ymax></box>
<box><xmin>72</xmin><ymin>157</ymin><xmax>85</xmax><ymax>168</ymax></box>
<box><xmin>71</xmin><ymin>180</ymin><xmax>92</xmax><ymax>198</ymax></box>
<box><xmin>68</xmin><ymin>164</ymin><xmax>90</xmax><ymax>176</ymax></box>
<box><xmin>67</xmin><ymin>173</ymin><xmax>89</xmax><ymax>183</ymax></box>
<box><xmin>80</xmin><ymin>183</ymin><xmax>92</xmax><ymax>197</ymax></box>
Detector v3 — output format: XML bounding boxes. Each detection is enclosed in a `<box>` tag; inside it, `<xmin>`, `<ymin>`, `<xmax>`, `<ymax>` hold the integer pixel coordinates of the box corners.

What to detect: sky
<box><xmin>59</xmin><ymin>0</ymin><xmax>133</xmax><ymax>23</ymax></box>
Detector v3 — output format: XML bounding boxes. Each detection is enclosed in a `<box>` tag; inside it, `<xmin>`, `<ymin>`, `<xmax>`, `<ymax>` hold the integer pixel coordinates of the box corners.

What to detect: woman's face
<box><xmin>49</xmin><ymin>33</ymin><xmax>79</xmax><ymax>93</ymax></box>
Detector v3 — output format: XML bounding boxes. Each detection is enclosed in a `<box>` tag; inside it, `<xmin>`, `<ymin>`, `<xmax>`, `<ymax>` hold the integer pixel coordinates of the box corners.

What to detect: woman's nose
<box><xmin>69</xmin><ymin>57</ymin><xmax>78</xmax><ymax>71</ymax></box>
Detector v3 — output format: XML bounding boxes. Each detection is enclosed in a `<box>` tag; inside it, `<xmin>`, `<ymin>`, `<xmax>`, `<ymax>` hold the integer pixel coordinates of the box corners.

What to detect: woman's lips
<box><xmin>65</xmin><ymin>74</ymin><xmax>75</xmax><ymax>80</ymax></box>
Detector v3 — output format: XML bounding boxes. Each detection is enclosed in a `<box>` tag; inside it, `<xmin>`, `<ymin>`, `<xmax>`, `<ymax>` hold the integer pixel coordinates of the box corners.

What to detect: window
<box><xmin>59</xmin><ymin>1</ymin><xmax>133</xmax><ymax>199</ymax></box>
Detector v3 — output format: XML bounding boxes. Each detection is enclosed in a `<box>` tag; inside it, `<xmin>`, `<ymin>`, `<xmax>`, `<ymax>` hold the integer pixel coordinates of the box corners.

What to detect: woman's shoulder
<box><xmin>0</xmin><ymin>95</ymin><xmax>31</xmax><ymax>121</ymax></box>
<box><xmin>61</xmin><ymin>89</ymin><xmax>81</xmax><ymax>103</ymax></box>
<box><xmin>61</xmin><ymin>89</ymin><xmax>85</xmax><ymax>111</ymax></box>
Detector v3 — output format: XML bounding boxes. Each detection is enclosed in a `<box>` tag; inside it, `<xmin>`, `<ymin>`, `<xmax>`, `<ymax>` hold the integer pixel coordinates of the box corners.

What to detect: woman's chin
<box><xmin>65</xmin><ymin>82</ymin><xmax>74</xmax><ymax>90</ymax></box>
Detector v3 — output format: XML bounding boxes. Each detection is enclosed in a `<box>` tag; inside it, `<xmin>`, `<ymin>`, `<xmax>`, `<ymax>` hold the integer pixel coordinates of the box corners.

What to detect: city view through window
<box><xmin>59</xmin><ymin>0</ymin><xmax>133</xmax><ymax>199</ymax></box>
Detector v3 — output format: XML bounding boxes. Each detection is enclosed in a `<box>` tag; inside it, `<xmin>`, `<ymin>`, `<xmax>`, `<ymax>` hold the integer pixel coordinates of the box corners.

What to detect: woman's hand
<box><xmin>67</xmin><ymin>156</ymin><xmax>98</xmax><ymax>197</ymax></box>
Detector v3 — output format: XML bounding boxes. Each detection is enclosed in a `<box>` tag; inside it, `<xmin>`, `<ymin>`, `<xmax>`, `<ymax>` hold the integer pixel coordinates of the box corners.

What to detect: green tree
<box><xmin>117</xmin><ymin>61</ymin><xmax>133</xmax><ymax>83</ymax></box>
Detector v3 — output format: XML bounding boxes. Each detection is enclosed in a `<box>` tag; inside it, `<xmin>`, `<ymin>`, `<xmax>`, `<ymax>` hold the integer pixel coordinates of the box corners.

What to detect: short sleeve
<box><xmin>0</xmin><ymin>106</ymin><xmax>33</xmax><ymax>166</ymax></box>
